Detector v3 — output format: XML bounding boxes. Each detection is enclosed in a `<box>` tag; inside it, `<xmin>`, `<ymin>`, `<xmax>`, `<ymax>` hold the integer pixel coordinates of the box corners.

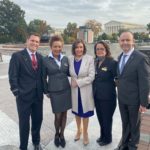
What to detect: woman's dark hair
<box><xmin>72</xmin><ymin>39</ymin><xmax>87</xmax><ymax>55</ymax></box>
<box><xmin>49</xmin><ymin>35</ymin><xmax>64</xmax><ymax>47</ymax></box>
<box><xmin>94</xmin><ymin>41</ymin><xmax>111</xmax><ymax>58</ymax></box>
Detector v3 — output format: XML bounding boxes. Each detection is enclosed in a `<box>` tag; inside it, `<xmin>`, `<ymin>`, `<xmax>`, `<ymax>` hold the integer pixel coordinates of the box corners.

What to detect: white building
<box><xmin>104</xmin><ymin>20</ymin><xmax>147</xmax><ymax>35</ymax></box>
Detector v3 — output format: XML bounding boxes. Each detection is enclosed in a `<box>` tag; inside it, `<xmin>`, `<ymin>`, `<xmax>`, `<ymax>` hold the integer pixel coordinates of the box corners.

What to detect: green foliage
<box><xmin>85</xmin><ymin>19</ymin><xmax>102</xmax><ymax>37</ymax></box>
<box><xmin>96</xmin><ymin>33</ymin><xmax>118</xmax><ymax>43</ymax></box>
<box><xmin>147</xmin><ymin>23</ymin><xmax>150</xmax><ymax>34</ymax></box>
<box><xmin>28</xmin><ymin>19</ymin><xmax>52</xmax><ymax>36</ymax></box>
<box><xmin>133</xmin><ymin>32</ymin><xmax>149</xmax><ymax>42</ymax></box>
<box><xmin>0</xmin><ymin>0</ymin><xmax>27</xmax><ymax>43</ymax></box>
<box><xmin>63</xmin><ymin>22</ymin><xmax>78</xmax><ymax>44</ymax></box>
<box><xmin>111</xmin><ymin>33</ymin><xmax>118</xmax><ymax>42</ymax></box>
<box><xmin>101</xmin><ymin>33</ymin><xmax>109</xmax><ymax>40</ymax></box>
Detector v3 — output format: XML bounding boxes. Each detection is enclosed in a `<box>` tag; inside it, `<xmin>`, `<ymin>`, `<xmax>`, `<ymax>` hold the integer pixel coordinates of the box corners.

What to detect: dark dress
<box><xmin>72</xmin><ymin>59</ymin><xmax>94</xmax><ymax>118</ymax></box>
<box><xmin>93</xmin><ymin>57</ymin><xmax>117</xmax><ymax>143</ymax></box>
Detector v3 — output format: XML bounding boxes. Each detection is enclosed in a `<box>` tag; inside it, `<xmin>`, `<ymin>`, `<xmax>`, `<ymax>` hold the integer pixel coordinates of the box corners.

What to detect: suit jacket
<box><xmin>42</xmin><ymin>55</ymin><xmax>70</xmax><ymax>94</ymax></box>
<box><xmin>93</xmin><ymin>57</ymin><xmax>117</xmax><ymax>101</ymax></box>
<box><xmin>9</xmin><ymin>48</ymin><xmax>43</xmax><ymax>100</ymax></box>
<box><xmin>69</xmin><ymin>54</ymin><xmax>95</xmax><ymax>113</ymax></box>
<box><xmin>117</xmin><ymin>50</ymin><xmax>150</xmax><ymax>107</ymax></box>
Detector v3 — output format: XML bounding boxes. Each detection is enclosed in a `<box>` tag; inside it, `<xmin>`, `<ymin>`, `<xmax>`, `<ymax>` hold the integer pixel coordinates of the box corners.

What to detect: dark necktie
<box><xmin>120</xmin><ymin>54</ymin><xmax>127</xmax><ymax>74</ymax></box>
<box><xmin>31</xmin><ymin>54</ymin><xmax>38</xmax><ymax>70</ymax></box>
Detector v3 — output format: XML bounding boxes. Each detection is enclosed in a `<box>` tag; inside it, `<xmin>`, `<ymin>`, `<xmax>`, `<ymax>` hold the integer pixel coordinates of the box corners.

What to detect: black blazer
<box><xmin>117</xmin><ymin>50</ymin><xmax>150</xmax><ymax>106</ymax></box>
<box><xmin>9</xmin><ymin>49</ymin><xmax>43</xmax><ymax>100</ymax></box>
<box><xmin>93</xmin><ymin>57</ymin><xmax>117</xmax><ymax>101</ymax></box>
<box><xmin>42</xmin><ymin>55</ymin><xmax>70</xmax><ymax>94</ymax></box>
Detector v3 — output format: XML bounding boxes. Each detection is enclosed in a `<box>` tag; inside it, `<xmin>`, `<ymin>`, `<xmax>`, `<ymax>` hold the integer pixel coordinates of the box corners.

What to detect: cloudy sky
<box><xmin>11</xmin><ymin>0</ymin><xmax>150</xmax><ymax>28</ymax></box>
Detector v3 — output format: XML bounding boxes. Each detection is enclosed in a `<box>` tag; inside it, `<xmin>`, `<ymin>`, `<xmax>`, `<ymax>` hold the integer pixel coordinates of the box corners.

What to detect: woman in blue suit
<box><xmin>93</xmin><ymin>41</ymin><xmax>117</xmax><ymax>146</ymax></box>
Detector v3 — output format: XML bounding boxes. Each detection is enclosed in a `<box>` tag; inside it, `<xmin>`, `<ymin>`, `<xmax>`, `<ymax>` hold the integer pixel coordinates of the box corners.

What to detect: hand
<box><xmin>139</xmin><ymin>105</ymin><xmax>147</xmax><ymax>113</ymax></box>
<box><xmin>13</xmin><ymin>90</ymin><xmax>19</xmax><ymax>97</ymax></box>
<box><xmin>71</xmin><ymin>78</ymin><xmax>78</xmax><ymax>88</ymax></box>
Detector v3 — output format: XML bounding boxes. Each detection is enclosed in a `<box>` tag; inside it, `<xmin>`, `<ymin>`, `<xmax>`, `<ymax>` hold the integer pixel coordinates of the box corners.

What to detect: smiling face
<box><xmin>51</xmin><ymin>41</ymin><xmax>63</xmax><ymax>58</ymax></box>
<box><xmin>26</xmin><ymin>35</ymin><xmax>40</xmax><ymax>53</ymax></box>
<box><xmin>119</xmin><ymin>32</ymin><xmax>135</xmax><ymax>53</ymax></box>
<box><xmin>95</xmin><ymin>43</ymin><xmax>107</xmax><ymax>57</ymax></box>
<box><xmin>74</xmin><ymin>42</ymin><xmax>84</xmax><ymax>57</ymax></box>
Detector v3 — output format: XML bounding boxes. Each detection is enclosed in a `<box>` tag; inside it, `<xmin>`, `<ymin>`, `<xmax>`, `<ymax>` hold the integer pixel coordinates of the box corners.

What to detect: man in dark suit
<box><xmin>9</xmin><ymin>33</ymin><xmax>43</xmax><ymax>150</ymax></box>
<box><xmin>115</xmin><ymin>31</ymin><xmax>150</xmax><ymax>150</ymax></box>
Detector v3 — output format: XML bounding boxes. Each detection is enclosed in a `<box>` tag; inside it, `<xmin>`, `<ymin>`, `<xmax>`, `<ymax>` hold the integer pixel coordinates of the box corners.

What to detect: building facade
<box><xmin>77</xmin><ymin>26</ymin><xmax>94</xmax><ymax>43</ymax></box>
<box><xmin>104</xmin><ymin>20</ymin><xmax>147</xmax><ymax>34</ymax></box>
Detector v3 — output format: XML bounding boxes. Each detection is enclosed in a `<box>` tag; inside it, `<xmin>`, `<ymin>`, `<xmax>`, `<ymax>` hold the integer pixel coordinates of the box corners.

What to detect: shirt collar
<box><xmin>26</xmin><ymin>48</ymin><xmax>36</xmax><ymax>55</ymax></box>
<box><xmin>123</xmin><ymin>48</ymin><xmax>134</xmax><ymax>56</ymax></box>
<box><xmin>49</xmin><ymin>52</ymin><xmax>64</xmax><ymax>61</ymax></box>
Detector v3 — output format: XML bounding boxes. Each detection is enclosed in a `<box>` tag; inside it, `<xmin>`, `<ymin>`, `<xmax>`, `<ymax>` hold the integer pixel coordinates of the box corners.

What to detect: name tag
<box><xmin>101</xmin><ymin>67</ymin><xmax>107</xmax><ymax>71</ymax></box>
<box><xmin>64</xmin><ymin>63</ymin><xmax>68</xmax><ymax>67</ymax></box>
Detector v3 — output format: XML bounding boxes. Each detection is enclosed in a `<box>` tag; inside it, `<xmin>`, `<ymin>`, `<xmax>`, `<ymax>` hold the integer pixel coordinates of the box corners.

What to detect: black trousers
<box><xmin>95</xmin><ymin>98</ymin><xmax>116</xmax><ymax>142</ymax></box>
<box><xmin>16</xmin><ymin>90</ymin><xmax>43</xmax><ymax>150</ymax></box>
<box><xmin>119</xmin><ymin>102</ymin><xmax>140</xmax><ymax>149</ymax></box>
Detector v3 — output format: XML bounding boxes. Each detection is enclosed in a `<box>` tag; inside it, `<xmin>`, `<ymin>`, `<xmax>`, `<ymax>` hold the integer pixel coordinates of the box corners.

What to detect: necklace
<box><xmin>74</xmin><ymin>56</ymin><xmax>82</xmax><ymax>62</ymax></box>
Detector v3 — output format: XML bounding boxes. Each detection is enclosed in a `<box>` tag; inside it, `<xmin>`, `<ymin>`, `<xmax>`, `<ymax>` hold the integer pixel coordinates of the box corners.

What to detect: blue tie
<box><xmin>120</xmin><ymin>54</ymin><xmax>127</xmax><ymax>74</ymax></box>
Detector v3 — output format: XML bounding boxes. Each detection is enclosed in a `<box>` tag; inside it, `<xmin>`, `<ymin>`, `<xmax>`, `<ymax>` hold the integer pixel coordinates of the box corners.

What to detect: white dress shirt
<box><xmin>49</xmin><ymin>52</ymin><xmax>64</xmax><ymax>68</ymax></box>
<box><xmin>26</xmin><ymin>48</ymin><xmax>37</xmax><ymax>61</ymax></box>
<box><xmin>119</xmin><ymin>48</ymin><xmax>134</xmax><ymax>71</ymax></box>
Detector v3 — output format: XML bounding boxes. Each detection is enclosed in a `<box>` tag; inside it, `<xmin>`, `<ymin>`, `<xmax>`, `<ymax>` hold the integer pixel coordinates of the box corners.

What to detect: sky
<box><xmin>11</xmin><ymin>0</ymin><xmax>150</xmax><ymax>28</ymax></box>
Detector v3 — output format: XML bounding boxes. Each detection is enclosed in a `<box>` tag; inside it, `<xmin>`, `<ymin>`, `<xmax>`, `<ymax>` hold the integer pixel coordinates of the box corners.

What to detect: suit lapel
<box><xmin>36</xmin><ymin>52</ymin><xmax>41</xmax><ymax>73</ymax></box>
<box><xmin>118</xmin><ymin>51</ymin><xmax>136</xmax><ymax>76</ymax></box>
<box><xmin>117</xmin><ymin>53</ymin><xmax>123</xmax><ymax>76</ymax></box>
<box><xmin>78</xmin><ymin>55</ymin><xmax>86</xmax><ymax>76</ymax></box>
<box><xmin>48</xmin><ymin>56</ymin><xmax>60</xmax><ymax>69</ymax></box>
<box><xmin>22</xmin><ymin>49</ymin><xmax>35</xmax><ymax>74</ymax></box>
<box><xmin>121</xmin><ymin>51</ymin><xmax>135</xmax><ymax>74</ymax></box>
<box><xmin>70</xmin><ymin>56</ymin><xmax>77</xmax><ymax>77</ymax></box>
<box><xmin>98</xmin><ymin>58</ymin><xmax>108</xmax><ymax>69</ymax></box>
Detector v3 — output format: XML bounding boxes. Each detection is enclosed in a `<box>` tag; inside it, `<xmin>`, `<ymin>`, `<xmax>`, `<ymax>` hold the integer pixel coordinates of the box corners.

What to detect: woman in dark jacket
<box><xmin>43</xmin><ymin>35</ymin><xmax>71</xmax><ymax>148</ymax></box>
<box><xmin>93</xmin><ymin>41</ymin><xmax>117</xmax><ymax>146</ymax></box>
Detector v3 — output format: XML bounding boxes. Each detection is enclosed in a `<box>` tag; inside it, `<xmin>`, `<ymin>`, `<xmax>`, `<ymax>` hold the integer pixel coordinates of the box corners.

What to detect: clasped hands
<box><xmin>71</xmin><ymin>78</ymin><xmax>78</xmax><ymax>88</ymax></box>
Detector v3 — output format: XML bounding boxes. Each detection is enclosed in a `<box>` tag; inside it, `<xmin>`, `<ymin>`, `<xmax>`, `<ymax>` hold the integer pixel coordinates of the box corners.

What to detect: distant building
<box><xmin>104</xmin><ymin>20</ymin><xmax>147</xmax><ymax>34</ymax></box>
<box><xmin>48</xmin><ymin>28</ymin><xmax>64</xmax><ymax>36</ymax></box>
<box><xmin>53</xmin><ymin>28</ymin><xmax>64</xmax><ymax>35</ymax></box>
<box><xmin>77</xmin><ymin>26</ymin><xmax>94</xmax><ymax>43</ymax></box>
<box><xmin>41</xmin><ymin>28</ymin><xmax>64</xmax><ymax>43</ymax></box>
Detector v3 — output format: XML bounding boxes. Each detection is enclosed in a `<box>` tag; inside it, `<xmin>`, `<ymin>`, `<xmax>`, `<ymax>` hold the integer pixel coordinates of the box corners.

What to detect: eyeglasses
<box><xmin>96</xmin><ymin>48</ymin><xmax>105</xmax><ymax>51</ymax></box>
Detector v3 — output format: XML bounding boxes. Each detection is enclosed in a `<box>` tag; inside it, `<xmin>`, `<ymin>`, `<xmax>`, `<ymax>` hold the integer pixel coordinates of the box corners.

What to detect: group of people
<box><xmin>8</xmin><ymin>31</ymin><xmax>150</xmax><ymax>150</ymax></box>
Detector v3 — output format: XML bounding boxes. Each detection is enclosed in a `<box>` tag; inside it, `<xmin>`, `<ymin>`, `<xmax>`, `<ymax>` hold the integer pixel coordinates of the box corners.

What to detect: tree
<box><xmin>63</xmin><ymin>22</ymin><xmax>78</xmax><ymax>44</ymax></box>
<box><xmin>147</xmin><ymin>23</ymin><xmax>150</xmax><ymax>34</ymax></box>
<box><xmin>101</xmin><ymin>33</ymin><xmax>109</xmax><ymax>40</ymax></box>
<box><xmin>110</xmin><ymin>33</ymin><xmax>118</xmax><ymax>42</ymax></box>
<box><xmin>0</xmin><ymin>0</ymin><xmax>27</xmax><ymax>43</ymax></box>
<box><xmin>97</xmin><ymin>33</ymin><xmax>111</xmax><ymax>42</ymax></box>
<box><xmin>28</xmin><ymin>19</ymin><xmax>52</xmax><ymax>36</ymax></box>
<box><xmin>85</xmin><ymin>19</ymin><xmax>102</xmax><ymax>37</ymax></box>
